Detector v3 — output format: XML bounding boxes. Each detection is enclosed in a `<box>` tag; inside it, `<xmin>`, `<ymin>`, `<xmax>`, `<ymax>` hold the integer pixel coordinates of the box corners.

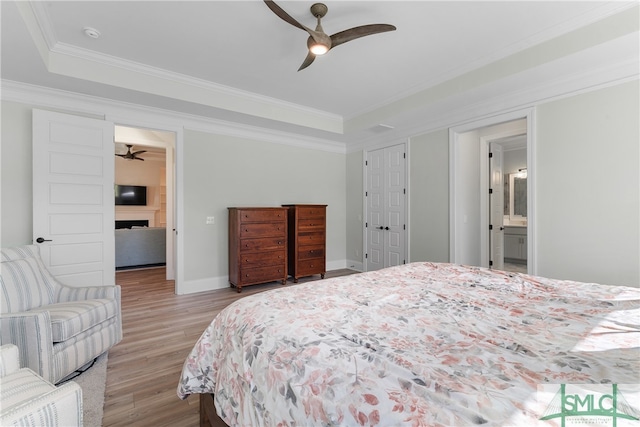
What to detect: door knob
<box><xmin>385</xmin><ymin>226</ymin><xmax>390</xmax><ymax>230</ymax></box>
<box><xmin>377</xmin><ymin>226</ymin><xmax>384</xmax><ymax>230</ymax></box>
<box><xmin>36</xmin><ymin>237</ymin><xmax>52</xmax><ymax>243</ymax></box>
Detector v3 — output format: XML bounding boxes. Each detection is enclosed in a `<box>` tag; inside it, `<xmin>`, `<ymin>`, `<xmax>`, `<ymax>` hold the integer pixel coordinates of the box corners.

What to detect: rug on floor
<box><xmin>66</xmin><ymin>352</ymin><xmax>108</xmax><ymax>427</ymax></box>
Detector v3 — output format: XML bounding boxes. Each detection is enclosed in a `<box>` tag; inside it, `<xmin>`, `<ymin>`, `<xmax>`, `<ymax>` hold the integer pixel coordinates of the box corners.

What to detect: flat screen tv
<box><xmin>115</xmin><ymin>184</ymin><xmax>147</xmax><ymax>206</ymax></box>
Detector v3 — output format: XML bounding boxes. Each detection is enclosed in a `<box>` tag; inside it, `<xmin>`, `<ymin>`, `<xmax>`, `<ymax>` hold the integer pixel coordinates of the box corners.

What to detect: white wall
<box><xmin>1</xmin><ymin>102</ymin><xmax>348</xmax><ymax>294</ymax></box>
<box><xmin>345</xmin><ymin>81</ymin><xmax>638</xmax><ymax>287</ymax></box>
<box><xmin>0</xmin><ymin>102</ymin><xmax>32</xmax><ymax>247</ymax></box>
<box><xmin>536</xmin><ymin>80</ymin><xmax>639</xmax><ymax>286</ymax></box>
<box><xmin>451</xmin><ymin>130</ymin><xmax>482</xmax><ymax>266</ymax></box>
<box><xmin>409</xmin><ymin>129</ymin><xmax>450</xmax><ymax>262</ymax></box>
<box><xmin>345</xmin><ymin>151</ymin><xmax>364</xmax><ymax>270</ymax></box>
<box><xmin>503</xmin><ymin>148</ymin><xmax>526</xmax><ymax>175</ymax></box>
<box><xmin>3</xmin><ymin>79</ymin><xmax>638</xmax><ymax>289</ymax></box>
<box><xmin>180</xmin><ymin>129</ymin><xmax>347</xmax><ymax>293</ymax></box>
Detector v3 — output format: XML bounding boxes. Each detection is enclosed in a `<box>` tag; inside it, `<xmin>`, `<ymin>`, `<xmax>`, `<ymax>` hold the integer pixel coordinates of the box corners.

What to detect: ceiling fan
<box><xmin>263</xmin><ymin>0</ymin><xmax>396</xmax><ymax>71</ymax></box>
<box><xmin>115</xmin><ymin>145</ymin><xmax>146</xmax><ymax>161</ymax></box>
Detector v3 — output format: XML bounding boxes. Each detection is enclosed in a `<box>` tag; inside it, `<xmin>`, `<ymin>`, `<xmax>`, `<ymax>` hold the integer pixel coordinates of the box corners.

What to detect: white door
<box><xmin>366</xmin><ymin>144</ymin><xmax>406</xmax><ymax>271</ymax></box>
<box><xmin>489</xmin><ymin>143</ymin><xmax>504</xmax><ymax>270</ymax></box>
<box><xmin>33</xmin><ymin>109</ymin><xmax>115</xmax><ymax>286</ymax></box>
<box><xmin>366</xmin><ymin>148</ymin><xmax>385</xmax><ymax>271</ymax></box>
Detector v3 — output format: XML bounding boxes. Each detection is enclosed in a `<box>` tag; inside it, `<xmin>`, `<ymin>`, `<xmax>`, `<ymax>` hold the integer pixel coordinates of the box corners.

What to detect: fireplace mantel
<box><xmin>115</xmin><ymin>206</ymin><xmax>158</xmax><ymax>227</ymax></box>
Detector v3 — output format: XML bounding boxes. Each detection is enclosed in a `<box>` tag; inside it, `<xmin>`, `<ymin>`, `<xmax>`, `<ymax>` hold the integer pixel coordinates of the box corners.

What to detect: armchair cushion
<box><xmin>0</xmin><ymin>256</ymin><xmax>55</xmax><ymax>313</ymax></box>
<box><xmin>49</xmin><ymin>298</ymin><xmax>118</xmax><ymax>342</ymax></box>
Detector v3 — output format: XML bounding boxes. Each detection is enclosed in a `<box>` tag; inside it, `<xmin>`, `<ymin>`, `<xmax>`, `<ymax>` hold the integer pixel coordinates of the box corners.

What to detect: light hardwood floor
<box><xmin>103</xmin><ymin>268</ymin><xmax>356</xmax><ymax>427</ymax></box>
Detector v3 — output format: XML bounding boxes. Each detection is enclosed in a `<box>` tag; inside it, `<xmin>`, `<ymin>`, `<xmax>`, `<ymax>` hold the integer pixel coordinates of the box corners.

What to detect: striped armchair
<box><xmin>0</xmin><ymin>245</ymin><xmax>122</xmax><ymax>384</ymax></box>
<box><xmin>0</xmin><ymin>344</ymin><xmax>83</xmax><ymax>426</ymax></box>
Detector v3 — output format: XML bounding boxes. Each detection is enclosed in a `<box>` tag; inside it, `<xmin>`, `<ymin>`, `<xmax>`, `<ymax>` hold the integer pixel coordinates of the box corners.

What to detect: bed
<box><xmin>177</xmin><ymin>262</ymin><xmax>640</xmax><ymax>426</ymax></box>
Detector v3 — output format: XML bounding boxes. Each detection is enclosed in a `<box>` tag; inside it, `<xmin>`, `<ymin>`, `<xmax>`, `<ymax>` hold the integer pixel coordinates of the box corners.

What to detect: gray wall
<box><xmin>345</xmin><ymin>80</ymin><xmax>639</xmax><ymax>287</ymax></box>
<box><xmin>408</xmin><ymin>129</ymin><xmax>450</xmax><ymax>262</ymax></box>
<box><xmin>535</xmin><ymin>80</ymin><xmax>639</xmax><ymax>286</ymax></box>
<box><xmin>1</xmin><ymin>102</ymin><xmax>347</xmax><ymax>293</ymax></box>
<box><xmin>181</xmin><ymin>129</ymin><xmax>346</xmax><ymax>288</ymax></box>
<box><xmin>1</xmin><ymin>102</ymin><xmax>33</xmax><ymax>247</ymax></box>
<box><xmin>3</xmin><ymin>79</ymin><xmax>638</xmax><ymax>289</ymax></box>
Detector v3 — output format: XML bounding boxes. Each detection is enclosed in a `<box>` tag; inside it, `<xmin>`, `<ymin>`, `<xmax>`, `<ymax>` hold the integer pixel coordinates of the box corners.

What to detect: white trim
<box><xmin>179</xmin><ymin>259</ymin><xmax>351</xmax><ymax>295</ymax></box>
<box><xmin>448</xmin><ymin>128</ymin><xmax>458</xmax><ymax>263</ymax></box>
<box><xmin>361</xmin><ymin>150</ymin><xmax>368</xmax><ymax>271</ymax></box>
<box><xmin>526</xmin><ymin>109</ymin><xmax>537</xmax><ymax>276</ymax></box>
<box><xmin>449</xmin><ymin>108</ymin><xmax>537</xmax><ymax>274</ymax></box>
<box><xmin>346</xmin><ymin>56</ymin><xmax>638</xmax><ymax>153</ymax></box>
<box><xmin>2</xmin><ymin>80</ymin><xmax>346</xmax><ymax>154</ymax></box>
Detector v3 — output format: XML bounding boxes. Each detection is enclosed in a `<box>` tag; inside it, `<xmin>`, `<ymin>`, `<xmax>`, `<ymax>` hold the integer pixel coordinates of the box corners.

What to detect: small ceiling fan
<box><xmin>115</xmin><ymin>145</ymin><xmax>146</xmax><ymax>161</ymax></box>
<box><xmin>263</xmin><ymin>0</ymin><xmax>396</xmax><ymax>71</ymax></box>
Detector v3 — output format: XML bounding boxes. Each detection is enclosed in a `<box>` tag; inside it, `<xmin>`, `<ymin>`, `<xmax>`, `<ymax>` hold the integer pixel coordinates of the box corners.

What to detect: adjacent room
<box><xmin>1</xmin><ymin>1</ymin><xmax>638</xmax><ymax>426</ymax></box>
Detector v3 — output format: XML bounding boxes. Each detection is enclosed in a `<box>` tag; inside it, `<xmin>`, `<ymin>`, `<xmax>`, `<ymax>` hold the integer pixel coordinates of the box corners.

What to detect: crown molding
<box><xmin>1</xmin><ymin>80</ymin><xmax>347</xmax><ymax>154</ymax></box>
<box><xmin>345</xmin><ymin>52</ymin><xmax>639</xmax><ymax>153</ymax></box>
<box><xmin>345</xmin><ymin>1</ymin><xmax>639</xmax><ymax>121</ymax></box>
<box><xmin>21</xmin><ymin>2</ymin><xmax>344</xmax><ymax>135</ymax></box>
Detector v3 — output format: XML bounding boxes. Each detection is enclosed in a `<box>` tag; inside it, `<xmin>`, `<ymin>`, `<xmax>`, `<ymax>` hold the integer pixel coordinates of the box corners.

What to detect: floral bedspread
<box><xmin>177</xmin><ymin>263</ymin><xmax>640</xmax><ymax>426</ymax></box>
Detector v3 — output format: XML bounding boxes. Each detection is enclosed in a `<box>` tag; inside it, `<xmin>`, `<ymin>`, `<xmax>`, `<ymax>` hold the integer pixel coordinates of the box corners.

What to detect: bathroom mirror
<box><xmin>504</xmin><ymin>172</ymin><xmax>527</xmax><ymax>223</ymax></box>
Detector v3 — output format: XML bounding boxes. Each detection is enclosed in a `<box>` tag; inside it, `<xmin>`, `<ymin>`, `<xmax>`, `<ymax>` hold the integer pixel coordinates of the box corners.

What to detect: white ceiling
<box><xmin>1</xmin><ymin>1</ymin><xmax>638</xmax><ymax>148</ymax></box>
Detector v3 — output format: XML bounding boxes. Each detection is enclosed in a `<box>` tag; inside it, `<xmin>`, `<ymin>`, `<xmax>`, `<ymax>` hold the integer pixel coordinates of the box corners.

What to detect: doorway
<box><xmin>449</xmin><ymin>109</ymin><xmax>535</xmax><ymax>274</ymax></box>
<box><xmin>114</xmin><ymin>125</ymin><xmax>176</xmax><ymax>281</ymax></box>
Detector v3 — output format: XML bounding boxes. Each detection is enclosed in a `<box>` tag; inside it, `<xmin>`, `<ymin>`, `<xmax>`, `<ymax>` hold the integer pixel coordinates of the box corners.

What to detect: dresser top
<box><xmin>281</xmin><ymin>204</ymin><xmax>327</xmax><ymax>207</ymax></box>
<box><xmin>228</xmin><ymin>207</ymin><xmax>287</xmax><ymax>210</ymax></box>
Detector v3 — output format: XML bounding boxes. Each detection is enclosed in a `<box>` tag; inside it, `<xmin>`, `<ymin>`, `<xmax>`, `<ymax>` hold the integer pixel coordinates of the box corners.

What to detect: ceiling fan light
<box><xmin>310</xmin><ymin>43</ymin><xmax>329</xmax><ymax>55</ymax></box>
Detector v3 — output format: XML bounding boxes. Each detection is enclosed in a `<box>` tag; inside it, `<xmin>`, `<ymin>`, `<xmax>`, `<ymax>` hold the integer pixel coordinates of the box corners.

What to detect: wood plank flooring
<box><xmin>102</xmin><ymin>268</ymin><xmax>356</xmax><ymax>427</ymax></box>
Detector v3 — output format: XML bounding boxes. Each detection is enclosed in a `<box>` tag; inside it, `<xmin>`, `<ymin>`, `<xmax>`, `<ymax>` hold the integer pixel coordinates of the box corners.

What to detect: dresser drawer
<box><xmin>297</xmin><ymin>206</ymin><xmax>325</xmax><ymax>219</ymax></box>
<box><xmin>240</xmin><ymin>250</ymin><xmax>286</xmax><ymax>267</ymax></box>
<box><xmin>297</xmin><ymin>218</ymin><xmax>325</xmax><ymax>231</ymax></box>
<box><xmin>239</xmin><ymin>264</ymin><xmax>286</xmax><ymax>284</ymax></box>
<box><xmin>298</xmin><ymin>245</ymin><xmax>325</xmax><ymax>260</ymax></box>
<box><xmin>241</xmin><ymin>237</ymin><xmax>286</xmax><ymax>252</ymax></box>
<box><xmin>296</xmin><ymin>259</ymin><xmax>325</xmax><ymax>276</ymax></box>
<box><xmin>239</xmin><ymin>222</ymin><xmax>286</xmax><ymax>238</ymax></box>
<box><xmin>297</xmin><ymin>232</ymin><xmax>325</xmax><ymax>246</ymax></box>
<box><xmin>239</xmin><ymin>209</ymin><xmax>287</xmax><ymax>222</ymax></box>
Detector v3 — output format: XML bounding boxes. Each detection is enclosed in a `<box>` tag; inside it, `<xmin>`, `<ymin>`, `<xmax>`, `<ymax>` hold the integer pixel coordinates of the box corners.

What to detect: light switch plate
<box><xmin>206</xmin><ymin>216</ymin><xmax>215</xmax><ymax>224</ymax></box>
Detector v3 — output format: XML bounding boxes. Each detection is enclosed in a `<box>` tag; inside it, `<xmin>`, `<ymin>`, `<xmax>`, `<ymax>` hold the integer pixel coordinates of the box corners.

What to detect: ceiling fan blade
<box><xmin>263</xmin><ymin>0</ymin><xmax>310</xmax><ymax>33</ymax></box>
<box><xmin>132</xmin><ymin>150</ymin><xmax>147</xmax><ymax>156</ymax></box>
<box><xmin>330</xmin><ymin>24</ymin><xmax>396</xmax><ymax>49</ymax></box>
<box><xmin>115</xmin><ymin>154</ymin><xmax>126</xmax><ymax>158</ymax></box>
<box><xmin>263</xmin><ymin>0</ymin><xmax>326</xmax><ymax>44</ymax></box>
<box><xmin>298</xmin><ymin>51</ymin><xmax>316</xmax><ymax>71</ymax></box>
<box><xmin>134</xmin><ymin>157</ymin><xmax>144</xmax><ymax>161</ymax></box>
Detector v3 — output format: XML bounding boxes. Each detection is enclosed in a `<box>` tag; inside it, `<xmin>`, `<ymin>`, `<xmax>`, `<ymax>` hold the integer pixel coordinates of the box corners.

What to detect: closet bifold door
<box><xmin>283</xmin><ymin>204</ymin><xmax>327</xmax><ymax>283</ymax></box>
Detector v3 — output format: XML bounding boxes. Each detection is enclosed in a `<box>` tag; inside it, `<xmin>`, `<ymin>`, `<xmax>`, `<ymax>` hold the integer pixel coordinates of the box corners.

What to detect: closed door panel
<box><xmin>33</xmin><ymin>109</ymin><xmax>115</xmax><ymax>287</ymax></box>
<box><xmin>366</xmin><ymin>144</ymin><xmax>406</xmax><ymax>271</ymax></box>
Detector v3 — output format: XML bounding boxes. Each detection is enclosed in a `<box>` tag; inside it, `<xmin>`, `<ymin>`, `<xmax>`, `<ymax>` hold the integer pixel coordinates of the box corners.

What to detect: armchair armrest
<box><xmin>0</xmin><ymin>311</ymin><xmax>55</xmax><ymax>384</ymax></box>
<box><xmin>56</xmin><ymin>283</ymin><xmax>121</xmax><ymax>303</ymax></box>
<box><xmin>0</xmin><ymin>344</ymin><xmax>20</xmax><ymax>376</ymax></box>
<box><xmin>0</xmin><ymin>374</ymin><xmax>83</xmax><ymax>427</ymax></box>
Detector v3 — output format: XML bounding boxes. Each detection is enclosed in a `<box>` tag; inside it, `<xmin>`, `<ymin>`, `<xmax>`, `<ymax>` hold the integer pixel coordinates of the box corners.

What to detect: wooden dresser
<box><xmin>283</xmin><ymin>204</ymin><xmax>327</xmax><ymax>283</ymax></box>
<box><xmin>228</xmin><ymin>207</ymin><xmax>288</xmax><ymax>292</ymax></box>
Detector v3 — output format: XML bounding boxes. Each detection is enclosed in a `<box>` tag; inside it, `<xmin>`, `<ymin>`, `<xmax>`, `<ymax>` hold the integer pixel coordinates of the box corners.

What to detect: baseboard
<box><xmin>179</xmin><ymin>259</ymin><xmax>361</xmax><ymax>295</ymax></box>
